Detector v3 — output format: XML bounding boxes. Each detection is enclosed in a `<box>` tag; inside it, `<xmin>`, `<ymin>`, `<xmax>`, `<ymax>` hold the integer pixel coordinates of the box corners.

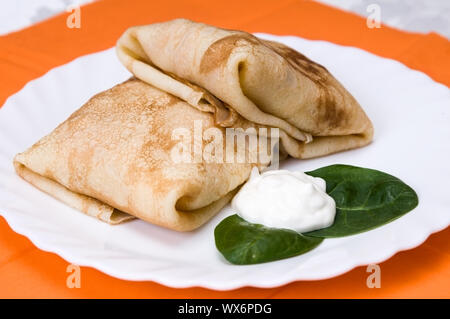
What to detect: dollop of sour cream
<box><xmin>232</xmin><ymin>167</ymin><xmax>336</xmax><ymax>233</ymax></box>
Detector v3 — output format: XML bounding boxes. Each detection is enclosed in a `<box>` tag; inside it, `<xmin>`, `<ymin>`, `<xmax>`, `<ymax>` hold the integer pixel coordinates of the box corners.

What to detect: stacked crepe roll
<box><xmin>14</xmin><ymin>19</ymin><xmax>373</xmax><ymax>231</ymax></box>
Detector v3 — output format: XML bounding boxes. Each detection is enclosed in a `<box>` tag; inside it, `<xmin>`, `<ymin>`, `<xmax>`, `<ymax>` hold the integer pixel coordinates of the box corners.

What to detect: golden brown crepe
<box><xmin>14</xmin><ymin>79</ymin><xmax>269</xmax><ymax>230</ymax></box>
<box><xmin>15</xmin><ymin>19</ymin><xmax>374</xmax><ymax>231</ymax></box>
<box><xmin>117</xmin><ymin>19</ymin><xmax>373</xmax><ymax>159</ymax></box>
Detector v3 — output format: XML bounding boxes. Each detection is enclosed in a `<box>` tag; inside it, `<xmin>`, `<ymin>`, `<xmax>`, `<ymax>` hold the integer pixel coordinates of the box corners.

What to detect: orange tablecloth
<box><xmin>0</xmin><ymin>0</ymin><xmax>449</xmax><ymax>298</ymax></box>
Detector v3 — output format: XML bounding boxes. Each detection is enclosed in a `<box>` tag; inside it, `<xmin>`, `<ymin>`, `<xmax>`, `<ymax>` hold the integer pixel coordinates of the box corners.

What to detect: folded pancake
<box><xmin>14</xmin><ymin>79</ymin><xmax>269</xmax><ymax>231</ymax></box>
<box><xmin>117</xmin><ymin>19</ymin><xmax>373</xmax><ymax>159</ymax></box>
<box><xmin>15</xmin><ymin>20</ymin><xmax>374</xmax><ymax>231</ymax></box>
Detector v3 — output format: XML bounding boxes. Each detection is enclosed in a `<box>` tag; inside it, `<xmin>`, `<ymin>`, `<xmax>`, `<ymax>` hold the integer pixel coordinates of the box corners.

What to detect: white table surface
<box><xmin>0</xmin><ymin>0</ymin><xmax>449</xmax><ymax>38</ymax></box>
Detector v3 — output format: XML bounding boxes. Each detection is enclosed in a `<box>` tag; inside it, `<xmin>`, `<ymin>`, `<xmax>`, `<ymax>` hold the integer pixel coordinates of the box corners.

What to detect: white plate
<box><xmin>0</xmin><ymin>34</ymin><xmax>449</xmax><ymax>290</ymax></box>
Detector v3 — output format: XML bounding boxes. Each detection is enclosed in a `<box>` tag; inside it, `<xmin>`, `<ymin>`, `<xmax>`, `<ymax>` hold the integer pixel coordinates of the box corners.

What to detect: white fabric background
<box><xmin>0</xmin><ymin>0</ymin><xmax>449</xmax><ymax>38</ymax></box>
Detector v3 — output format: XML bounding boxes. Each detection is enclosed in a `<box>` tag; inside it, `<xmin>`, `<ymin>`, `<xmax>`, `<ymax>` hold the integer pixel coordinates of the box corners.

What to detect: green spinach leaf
<box><xmin>305</xmin><ymin>165</ymin><xmax>418</xmax><ymax>238</ymax></box>
<box><xmin>215</xmin><ymin>215</ymin><xmax>323</xmax><ymax>265</ymax></box>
